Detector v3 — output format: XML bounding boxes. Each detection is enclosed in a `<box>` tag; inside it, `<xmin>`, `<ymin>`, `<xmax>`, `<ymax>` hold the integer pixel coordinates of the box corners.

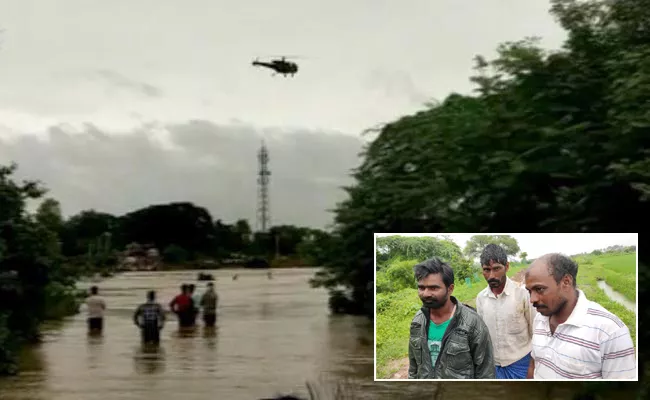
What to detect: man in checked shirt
<box><xmin>133</xmin><ymin>290</ymin><xmax>166</xmax><ymax>345</ymax></box>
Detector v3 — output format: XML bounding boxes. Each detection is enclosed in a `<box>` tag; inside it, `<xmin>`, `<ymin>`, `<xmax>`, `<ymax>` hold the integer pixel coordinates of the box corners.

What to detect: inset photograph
<box><xmin>374</xmin><ymin>233</ymin><xmax>638</xmax><ymax>381</ymax></box>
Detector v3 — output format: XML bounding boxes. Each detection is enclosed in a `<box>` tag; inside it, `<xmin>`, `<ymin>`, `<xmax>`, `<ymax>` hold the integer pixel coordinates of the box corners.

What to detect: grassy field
<box><xmin>573</xmin><ymin>252</ymin><xmax>636</xmax><ymax>301</ymax></box>
<box><xmin>570</xmin><ymin>252</ymin><xmax>636</xmax><ymax>349</ymax></box>
<box><xmin>375</xmin><ymin>253</ymin><xmax>637</xmax><ymax>379</ymax></box>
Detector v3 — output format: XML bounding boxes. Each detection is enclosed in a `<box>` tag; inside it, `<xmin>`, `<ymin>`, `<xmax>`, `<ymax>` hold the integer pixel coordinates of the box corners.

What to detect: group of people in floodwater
<box><xmin>84</xmin><ymin>282</ymin><xmax>218</xmax><ymax>345</ymax></box>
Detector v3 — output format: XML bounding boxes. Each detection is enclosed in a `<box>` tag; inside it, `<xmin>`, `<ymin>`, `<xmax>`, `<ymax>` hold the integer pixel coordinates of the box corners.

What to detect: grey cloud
<box><xmin>364</xmin><ymin>69</ymin><xmax>432</xmax><ymax>105</ymax></box>
<box><xmin>0</xmin><ymin>121</ymin><xmax>363</xmax><ymax>229</ymax></box>
<box><xmin>94</xmin><ymin>70</ymin><xmax>163</xmax><ymax>98</ymax></box>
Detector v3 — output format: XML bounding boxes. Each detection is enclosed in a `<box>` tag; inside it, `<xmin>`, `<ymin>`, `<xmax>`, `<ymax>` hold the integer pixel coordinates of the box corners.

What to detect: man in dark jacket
<box><xmin>408</xmin><ymin>257</ymin><xmax>495</xmax><ymax>379</ymax></box>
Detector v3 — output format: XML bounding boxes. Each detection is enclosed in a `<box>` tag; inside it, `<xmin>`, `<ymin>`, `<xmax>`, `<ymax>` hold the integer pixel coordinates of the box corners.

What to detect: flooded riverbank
<box><xmin>0</xmin><ymin>268</ymin><xmax>636</xmax><ymax>399</ymax></box>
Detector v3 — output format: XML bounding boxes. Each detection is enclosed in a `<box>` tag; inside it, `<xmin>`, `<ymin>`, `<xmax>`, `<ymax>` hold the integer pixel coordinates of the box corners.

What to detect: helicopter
<box><xmin>251</xmin><ymin>56</ymin><xmax>299</xmax><ymax>77</ymax></box>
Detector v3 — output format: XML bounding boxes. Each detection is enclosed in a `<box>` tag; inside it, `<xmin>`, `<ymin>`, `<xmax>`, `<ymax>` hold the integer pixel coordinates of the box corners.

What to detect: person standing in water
<box><xmin>133</xmin><ymin>290</ymin><xmax>165</xmax><ymax>345</ymax></box>
<box><xmin>169</xmin><ymin>284</ymin><xmax>194</xmax><ymax>328</ymax></box>
<box><xmin>189</xmin><ymin>284</ymin><xmax>201</xmax><ymax>326</ymax></box>
<box><xmin>200</xmin><ymin>282</ymin><xmax>218</xmax><ymax>327</ymax></box>
<box><xmin>86</xmin><ymin>286</ymin><xmax>106</xmax><ymax>335</ymax></box>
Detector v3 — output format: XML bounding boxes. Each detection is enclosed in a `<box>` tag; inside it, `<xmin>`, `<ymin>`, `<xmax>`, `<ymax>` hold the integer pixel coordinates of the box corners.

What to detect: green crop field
<box><xmin>375</xmin><ymin>253</ymin><xmax>637</xmax><ymax>379</ymax></box>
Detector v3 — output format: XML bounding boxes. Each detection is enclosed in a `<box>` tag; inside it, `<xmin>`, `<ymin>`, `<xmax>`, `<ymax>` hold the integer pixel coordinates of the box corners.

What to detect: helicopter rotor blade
<box><xmin>258</xmin><ymin>54</ymin><xmax>309</xmax><ymax>60</ymax></box>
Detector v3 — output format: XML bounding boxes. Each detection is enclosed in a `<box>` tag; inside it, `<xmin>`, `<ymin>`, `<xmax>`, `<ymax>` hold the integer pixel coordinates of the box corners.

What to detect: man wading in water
<box><xmin>85</xmin><ymin>285</ymin><xmax>106</xmax><ymax>335</ymax></box>
<box><xmin>189</xmin><ymin>284</ymin><xmax>201</xmax><ymax>326</ymax></box>
<box><xmin>133</xmin><ymin>290</ymin><xmax>165</xmax><ymax>345</ymax></box>
<box><xmin>169</xmin><ymin>284</ymin><xmax>194</xmax><ymax>328</ymax></box>
<box><xmin>200</xmin><ymin>282</ymin><xmax>218</xmax><ymax>327</ymax></box>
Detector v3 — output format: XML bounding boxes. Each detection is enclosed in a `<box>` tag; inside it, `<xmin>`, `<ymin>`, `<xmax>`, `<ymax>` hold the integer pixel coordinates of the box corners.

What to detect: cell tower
<box><xmin>256</xmin><ymin>140</ymin><xmax>271</xmax><ymax>233</ymax></box>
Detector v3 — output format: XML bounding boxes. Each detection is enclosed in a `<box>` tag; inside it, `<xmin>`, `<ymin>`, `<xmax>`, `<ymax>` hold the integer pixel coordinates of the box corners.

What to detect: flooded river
<box><xmin>0</xmin><ymin>268</ymin><xmax>636</xmax><ymax>399</ymax></box>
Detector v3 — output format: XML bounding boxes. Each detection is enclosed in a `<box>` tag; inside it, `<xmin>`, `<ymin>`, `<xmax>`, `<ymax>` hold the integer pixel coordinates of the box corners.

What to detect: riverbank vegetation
<box><xmin>59</xmin><ymin>204</ymin><xmax>324</xmax><ymax>271</ymax></box>
<box><xmin>376</xmin><ymin>246</ymin><xmax>637</xmax><ymax>379</ymax></box>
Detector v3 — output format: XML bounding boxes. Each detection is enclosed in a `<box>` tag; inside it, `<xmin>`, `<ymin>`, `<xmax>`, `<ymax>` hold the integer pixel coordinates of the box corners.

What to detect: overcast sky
<box><xmin>375</xmin><ymin>233</ymin><xmax>639</xmax><ymax>260</ymax></box>
<box><xmin>0</xmin><ymin>1</ymin><xmax>568</xmax><ymax>228</ymax></box>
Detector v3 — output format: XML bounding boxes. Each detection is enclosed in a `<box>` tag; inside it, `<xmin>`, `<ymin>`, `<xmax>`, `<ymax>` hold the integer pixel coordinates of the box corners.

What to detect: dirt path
<box><xmin>386</xmin><ymin>269</ymin><xmax>527</xmax><ymax>379</ymax></box>
<box><xmin>387</xmin><ymin>357</ymin><xmax>410</xmax><ymax>379</ymax></box>
<box><xmin>511</xmin><ymin>269</ymin><xmax>525</xmax><ymax>285</ymax></box>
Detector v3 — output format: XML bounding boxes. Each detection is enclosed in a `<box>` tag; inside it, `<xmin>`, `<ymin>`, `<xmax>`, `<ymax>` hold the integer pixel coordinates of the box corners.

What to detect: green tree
<box><xmin>234</xmin><ymin>219</ymin><xmax>252</xmax><ymax>250</ymax></box>
<box><xmin>35</xmin><ymin>198</ymin><xmax>64</xmax><ymax>235</ymax></box>
<box><xmin>376</xmin><ymin>236</ymin><xmax>463</xmax><ymax>268</ymax></box>
<box><xmin>60</xmin><ymin>210</ymin><xmax>119</xmax><ymax>257</ymax></box>
<box><xmin>296</xmin><ymin>229</ymin><xmax>334</xmax><ymax>266</ymax></box>
<box><xmin>119</xmin><ymin>202</ymin><xmax>215</xmax><ymax>259</ymax></box>
<box><xmin>463</xmin><ymin>235</ymin><xmax>521</xmax><ymax>259</ymax></box>
<box><xmin>0</xmin><ymin>163</ymin><xmax>73</xmax><ymax>375</ymax></box>
<box><xmin>163</xmin><ymin>244</ymin><xmax>189</xmax><ymax>263</ymax></box>
<box><xmin>520</xmin><ymin>251</ymin><xmax>528</xmax><ymax>262</ymax></box>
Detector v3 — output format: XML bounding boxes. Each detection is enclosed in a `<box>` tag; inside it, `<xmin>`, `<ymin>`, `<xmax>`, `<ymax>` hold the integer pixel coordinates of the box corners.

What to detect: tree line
<box><xmin>38</xmin><ymin>193</ymin><xmax>326</xmax><ymax>269</ymax></box>
<box><xmin>375</xmin><ymin>235</ymin><xmax>524</xmax><ymax>293</ymax></box>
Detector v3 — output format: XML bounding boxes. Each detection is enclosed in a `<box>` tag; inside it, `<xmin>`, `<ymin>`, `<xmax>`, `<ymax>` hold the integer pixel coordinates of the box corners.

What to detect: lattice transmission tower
<box><xmin>256</xmin><ymin>140</ymin><xmax>271</xmax><ymax>233</ymax></box>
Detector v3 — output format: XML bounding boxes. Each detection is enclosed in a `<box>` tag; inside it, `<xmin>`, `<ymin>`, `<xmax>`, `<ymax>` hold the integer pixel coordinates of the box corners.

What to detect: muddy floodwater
<box><xmin>0</xmin><ymin>268</ymin><xmax>632</xmax><ymax>399</ymax></box>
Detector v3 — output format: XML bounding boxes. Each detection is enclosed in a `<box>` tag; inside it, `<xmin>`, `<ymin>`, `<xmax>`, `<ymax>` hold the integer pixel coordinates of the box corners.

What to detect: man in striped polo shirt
<box><xmin>524</xmin><ymin>253</ymin><xmax>636</xmax><ymax>379</ymax></box>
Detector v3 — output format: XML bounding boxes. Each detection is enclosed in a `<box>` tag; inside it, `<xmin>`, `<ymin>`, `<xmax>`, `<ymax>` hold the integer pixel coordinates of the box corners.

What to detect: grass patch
<box><xmin>574</xmin><ymin>253</ymin><xmax>637</xmax><ymax>348</ymax></box>
<box><xmin>597</xmin><ymin>253</ymin><xmax>636</xmax><ymax>275</ymax></box>
<box><xmin>597</xmin><ymin>253</ymin><xmax>636</xmax><ymax>302</ymax></box>
<box><xmin>376</xmin><ymin>288</ymin><xmax>419</xmax><ymax>378</ymax></box>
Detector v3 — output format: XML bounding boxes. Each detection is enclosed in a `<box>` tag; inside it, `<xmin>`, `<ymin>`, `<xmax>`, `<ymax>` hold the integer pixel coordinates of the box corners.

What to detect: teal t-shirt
<box><xmin>427</xmin><ymin>317</ymin><xmax>452</xmax><ymax>367</ymax></box>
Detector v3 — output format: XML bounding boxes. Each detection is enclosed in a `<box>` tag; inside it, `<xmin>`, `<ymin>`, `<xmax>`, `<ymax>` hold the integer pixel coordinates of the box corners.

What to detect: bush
<box><xmin>384</xmin><ymin>260</ymin><xmax>417</xmax><ymax>292</ymax></box>
<box><xmin>328</xmin><ymin>289</ymin><xmax>352</xmax><ymax>314</ymax></box>
<box><xmin>163</xmin><ymin>244</ymin><xmax>189</xmax><ymax>263</ymax></box>
<box><xmin>0</xmin><ymin>313</ymin><xmax>18</xmax><ymax>375</ymax></box>
<box><xmin>43</xmin><ymin>282</ymin><xmax>81</xmax><ymax>320</ymax></box>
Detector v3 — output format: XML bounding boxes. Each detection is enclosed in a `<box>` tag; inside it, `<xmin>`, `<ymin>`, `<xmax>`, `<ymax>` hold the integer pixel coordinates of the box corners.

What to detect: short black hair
<box><xmin>413</xmin><ymin>257</ymin><xmax>454</xmax><ymax>288</ymax></box>
<box><xmin>147</xmin><ymin>290</ymin><xmax>156</xmax><ymax>301</ymax></box>
<box><xmin>480</xmin><ymin>244</ymin><xmax>508</xmax><ymax>267</ymax></box>
<box><xmin>90</xmin><ymin>286</ymin><xmax>98</xmax><ymax>295</ymax></box>
<box><xmin>544</xmin><ymin>253</ymin><xmax>578</xmax><ymax>287</ymax></box>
